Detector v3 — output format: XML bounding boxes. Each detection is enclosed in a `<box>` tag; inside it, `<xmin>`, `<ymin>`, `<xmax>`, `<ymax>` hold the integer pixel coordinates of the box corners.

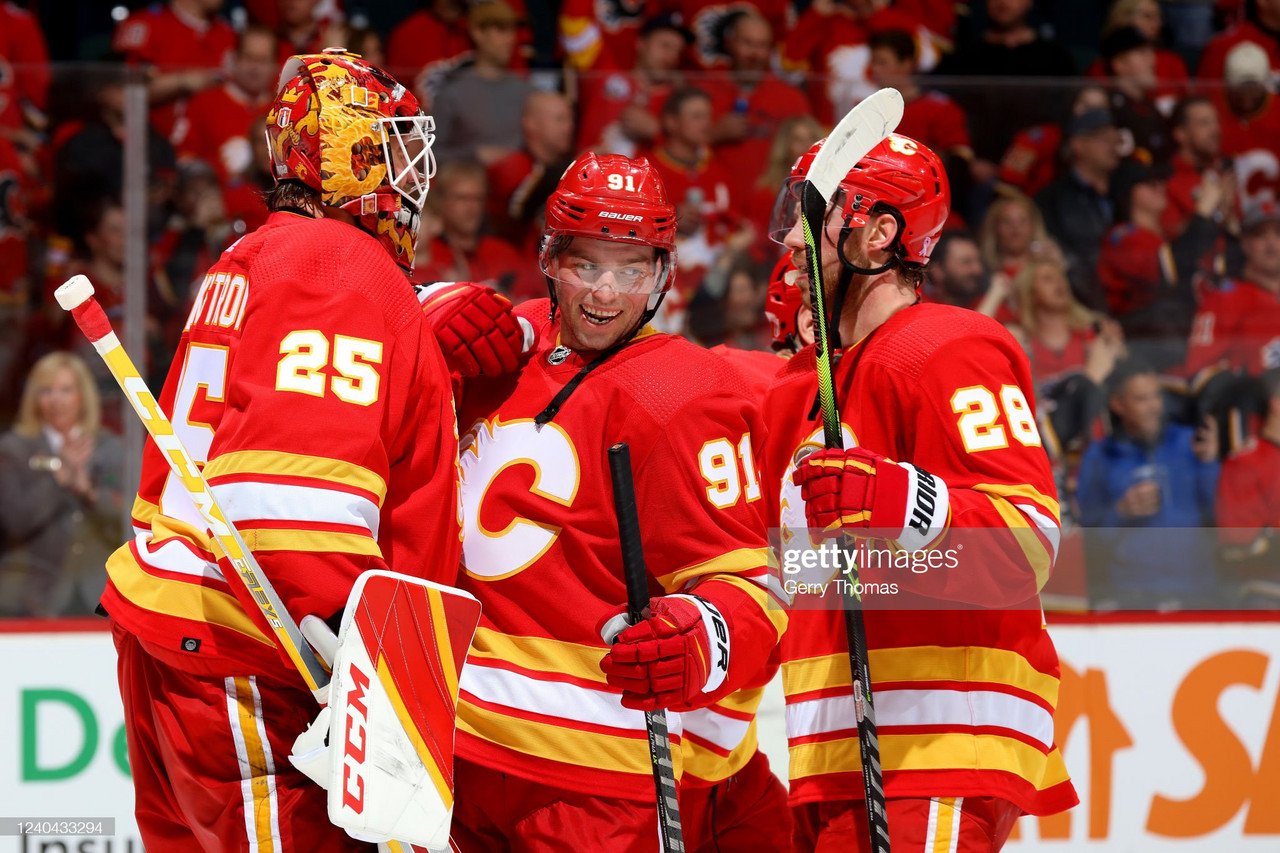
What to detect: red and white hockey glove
<box><xmin>792</xmin><ymin>446</ymin><xmax>950</xmax><ymax>550</ymax></box>
<box><xmin>417</xmin><ymin>281</ymin><xmax>533</xmax><ymax>377</ymax></box>
<box><xmin>600</xmin><ymin>595</ymin><xmax>730</xmax><ymax>712</ymax></box>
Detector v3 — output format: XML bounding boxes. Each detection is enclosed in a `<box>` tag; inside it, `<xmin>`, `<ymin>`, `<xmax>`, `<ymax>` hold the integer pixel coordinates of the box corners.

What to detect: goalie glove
<box><xmin>417</xmin><ymin>281</ymin><xmax>534</xmax><ymax>377</ymax></box>
<box><xmin>792</xmin><ymin>446</ymin><xmax>950</xmax><ymax>551</ymax></box>
<box><xmin>600</xmin><ymin>594</ymin><xmax>729</xmax><ymax>712</ymax></box>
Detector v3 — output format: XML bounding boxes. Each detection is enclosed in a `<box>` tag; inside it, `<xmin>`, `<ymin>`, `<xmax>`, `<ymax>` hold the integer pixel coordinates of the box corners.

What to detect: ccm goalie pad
<box><xmin>292</xmin><ymin>571</ymin><xmax>481</xmax><ymax>849</ymax></box>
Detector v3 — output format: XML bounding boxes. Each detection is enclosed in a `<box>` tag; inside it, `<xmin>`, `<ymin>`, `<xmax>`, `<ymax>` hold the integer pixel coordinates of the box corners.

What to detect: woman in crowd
<box><xmin>977</xmin><ymin>192</ymin><xmax>1065</xmax><ymax>322</ymax></box>
<box><xmin>0</xmin><ymin>352</ymin><xmax>124</xmax><ymax>617</ymax></box>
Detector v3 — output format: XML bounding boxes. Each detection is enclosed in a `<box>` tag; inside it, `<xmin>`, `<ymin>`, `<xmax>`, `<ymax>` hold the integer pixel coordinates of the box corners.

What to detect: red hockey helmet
<box><xmin>265</xmin><ymin>49</ymin><xmax>435</xmax><ymax>273</ymax></box>
<box><xmin>768</xmin><ymin>132</ymin><xmax>950</xmax><ymax>266</ymax></box>
<box><xmin>764</xmin><ymin>254</ymin><xmax>805</xmax><ymax>351</ymax></box>
<box><xmin>541</xmin><ymin>152</ymin><xmax>678</xmax><ymax>309</ymax></box>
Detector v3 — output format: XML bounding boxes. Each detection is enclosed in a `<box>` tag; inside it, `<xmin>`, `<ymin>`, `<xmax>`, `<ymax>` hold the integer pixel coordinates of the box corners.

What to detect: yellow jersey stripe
<box><xmin>205</xmin><ymin>450</ymin><xmax>387</xmax><ymax>506</ymax></box>
<box><xmin>242</xmin><ymin>528</ymin><xmax>382</xmax><ymax>558</ymax></box>
<box><xmin>972</xmin><ymin>482</ymin><xmax>1061</xmax><ymax>522</ymax></box>
<box><xmin>984</xmin><ymin>495</ymin><xmax>1053</xmax><ymax>592</ymax></box>
<box><xmin>657</xmin><ymin>547</ymin><xmax>771</xmax><ymax>592</ymax></box>
<box><xmin>469</xmin><ymin>627</ymin><xmax>609</xmax><ymax>685</ymax></box>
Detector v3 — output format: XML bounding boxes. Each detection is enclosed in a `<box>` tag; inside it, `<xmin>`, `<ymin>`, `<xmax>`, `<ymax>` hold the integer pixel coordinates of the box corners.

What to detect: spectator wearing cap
<box><xmin>1197</xmin><ymin>0</ymin><xmax>1280</xmax><ymax>83</ymax></box>
<box><xmin>559</xmin><ymin>0</ymin><xmax>658</xmax><ymax>71</ymax></box>
<box><xmin>868</xmin><ymin>28</ymin><xmax>972</xmax><ymax>167</ymax></box>
<box><xmin>932</xmin><ymin>0</ymin><xmax>1074</xmax><ymax>177</ymax></box>
<box><xmin>111</xmin><ymin>0</ymin><xmax>236</xmax><ymax>146</ymax></box>
<box><xmin>1163</xmin><ymin>95</ymin><xmax>1235</xmax><ymax>240</ymax></box>
<box><xmin>575</xmin><ymin>12</ymin><xmax>689</xmax><ymax>156</ymax></box>
<box><xmin>998</xmin><ymin>85</ymin><xmax>1111</xmax><ymax>199</ymax></box>
<box><xmin>1036</xmin><ymin>107</ymin><xmax>1123</xmax><ymax>309</ymax></box>
<box><xmin>1101</xmin><ymin>26</ymin><xmax>1170</xmax><ymax>161</ymax></box>
<box><xmin>386</xmin><ymin>0</ymin><xmax>473</xmax><ymax>80</ymax></box>
<box><xmin>486</xmin><ymin>91</ymin><xmax>575</xmax><ymax>247</ymax></box>
<box><xmin>702</xmin><ymin>11</ymin><xmax>807</xmax><ymax>207</ymax></box>
<box><xmin>431</xmin><ymin>0</ymin><xmax>533</xmax><ymax>167</ymax></box>
<box><xmin>413</xmin><ymin>160</ymin><xmax>537</xmax><ymax>299</ymax></box>
<box><xmin>1217</xmin><ymin>368</ymin><xmax>1280</xmax><ymax>580</ymax></box>
<box><xmin>1218</xmin><ymin>41</ymin><xmax>1280</xmax><ymax>213</ymax></box>
<box><xmin>1186</xmin><ymin>200</ymin><xmax>1280</xmax><ymax>378</ymax></box>
<box><xmin>1099</xmin><ymin>157</ymin><xmax>1223</xmax><ymax>371</ymax></box>
<box><xmin>1087</xmin><ymin>0</ymin><xmax>1188</xmax><ymax>107</ymax></box>
<box><xmin>1076</xmin><ymin>358</ymin><xmax>1221</xmax><ymax>609</ymax></box>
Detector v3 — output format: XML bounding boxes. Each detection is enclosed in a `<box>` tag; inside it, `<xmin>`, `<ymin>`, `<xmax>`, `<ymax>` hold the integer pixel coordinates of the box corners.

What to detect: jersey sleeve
<box><xmin>1185</xmin><ymin>287</ymin><xmax>1237</xmax><ymax>378</ymax></box>
<box><xmin>876</xmin><ymin>334</ymin><xmax>1062</xmax><ymax>607</ymax></box>
<box><xmin>200</xmin><ymin>265</ymin><xmax>439</xmax><ymax>646</ymax></box>
<box><xmin>630</xmin><ymin>382</ymin><xmax>786</xmax><ymax>706</ymax></box>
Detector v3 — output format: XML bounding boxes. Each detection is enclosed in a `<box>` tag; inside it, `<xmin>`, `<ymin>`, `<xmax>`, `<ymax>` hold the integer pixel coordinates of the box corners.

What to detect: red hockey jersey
<box><xmin>1186</xmin><ymin>277</ymin><xmax>1280</xmax><ymax>376</ymax></box>
<box><xmin>454</xmin><ymin>301</ymin><xmax>785</xmax><ymax>801</ymax></box>
<box><xmin>101</xmin><ymin>212</ymin><xmax>462</xmax><ymax>684</ymax></box>
<box><xmin>759</xmin><ymin>303</ymin><xmax>1076</xmax><ymax>815</ymax></box>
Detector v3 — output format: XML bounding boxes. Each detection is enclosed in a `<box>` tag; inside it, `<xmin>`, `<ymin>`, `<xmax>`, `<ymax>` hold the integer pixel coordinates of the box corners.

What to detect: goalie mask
<box><xmin>540</xmin><ymin>152</ymin><xmax>678</xmax><ymax>323</ymax></box>
<box><xmin>768</xmin><ymin>132</ymin><xmax>950</xmax><ymax>271</ymax></box>
<box><xmin>266</xmin><ymin>49</ymin><xmax>436</xmax><ymax>273</ymax></box>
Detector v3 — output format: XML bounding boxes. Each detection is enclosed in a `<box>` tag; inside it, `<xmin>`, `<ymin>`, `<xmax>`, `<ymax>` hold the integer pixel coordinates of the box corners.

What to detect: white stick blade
<box><xmin>808</xmin><ymin>88</ymin><xmax>905</xmax><ymax>202</ymax></box>
<box><xmin>55</xmin><ymin>274</ymin><xmax>95</xmax><ymax>311</ymax></box>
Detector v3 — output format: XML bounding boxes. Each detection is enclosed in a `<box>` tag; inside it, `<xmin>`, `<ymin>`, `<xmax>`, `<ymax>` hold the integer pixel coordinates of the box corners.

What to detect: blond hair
<box><xmin>757</xmin><ymin>114</ymin><xmax>826</xmax><ymax>192</ymax></box>
<box><xmin>1012</xmin><ymin>258</ymin><xmax>1099</xmax><ymax>336</ymax></box>
<box><xmin>978</xmin><ymin>192</ymin><xmax>1055</xmax><ymax>272</ymax></box>
<box><xmin>1104</xmin><ymin>0</ymin><xmax>1158</xmax><ymax>35</ymax></box>
<box><xmin>14</xmin><ymin>352</ymin><xmax>101</xmax><ymax>439</ymax></box>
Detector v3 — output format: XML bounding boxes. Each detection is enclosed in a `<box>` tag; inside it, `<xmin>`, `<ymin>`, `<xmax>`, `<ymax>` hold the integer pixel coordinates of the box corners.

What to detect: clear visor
<box><xmin>767</xmin><ymin>179</ymin><xmax>861</xmax><ymax>245</ymax></box>
<box><xmin>542</xmin><ymin>249</ymin><xmax>672</xmax><ymax>295</ymax></box>
<box><xmin>377</xmin><ymin>114</ymin><xmax>436</xmax><ymax>212</ymax></box>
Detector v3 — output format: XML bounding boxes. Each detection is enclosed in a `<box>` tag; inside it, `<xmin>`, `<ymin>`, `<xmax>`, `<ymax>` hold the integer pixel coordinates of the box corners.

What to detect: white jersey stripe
<box><xmin>211</xmin><ymin>481</ymin><xmax>380</xmax><ymax>537</ymax></box>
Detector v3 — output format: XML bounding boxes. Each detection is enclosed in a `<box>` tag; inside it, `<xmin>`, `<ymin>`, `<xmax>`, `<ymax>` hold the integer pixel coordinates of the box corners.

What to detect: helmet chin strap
<box><xmin>825</xmin><ymin>204</ymin><xmax>905</xmax><ymax>347</ymax></box>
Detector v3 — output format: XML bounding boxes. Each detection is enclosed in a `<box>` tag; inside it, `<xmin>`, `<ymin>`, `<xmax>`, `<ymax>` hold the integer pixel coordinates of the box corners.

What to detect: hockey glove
<box><xmin>792</xmin><ymin>446</ymin><xmax>950</xmax><ymax>551</ymax></box>
<box><xmin>418</xmin><ymin>281</ymin><xmax>533</xmax><ymax>377</ymax></box>
<box><xmin>600</xmin><ymin>594</ymin><xmax>730</xmax><ymax>712</ymax></box>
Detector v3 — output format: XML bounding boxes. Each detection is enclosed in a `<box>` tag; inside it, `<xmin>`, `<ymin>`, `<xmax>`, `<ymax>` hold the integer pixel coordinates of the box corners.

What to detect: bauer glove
<box><xmin>600</xmin><ymin>595</ymin><xmax>730</xmax><ymax>712</ymax></box>
<box><xmin>792</xmin><ymin>446</ymin><xmax>950</xmax><ymax>550</ymax></box>
<box><xmin>417</xmin><ymin>281</ymin><xmax>533</xmax><ymax>377</ymax></box>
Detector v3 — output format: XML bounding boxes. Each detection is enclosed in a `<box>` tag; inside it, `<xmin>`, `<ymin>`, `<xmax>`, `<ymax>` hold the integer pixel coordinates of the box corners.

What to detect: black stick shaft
<box><xmin>800</xmin><ymin>183</ymin><xmax>892</xmax><ymax>853</ymax></box>
<box><xmin>608</xmin><ymin>442</ymin><xmax>685</xmax><ymax>853</ymax></box>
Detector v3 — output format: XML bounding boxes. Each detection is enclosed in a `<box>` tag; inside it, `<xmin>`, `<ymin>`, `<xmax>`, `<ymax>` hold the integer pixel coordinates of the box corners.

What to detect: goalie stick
<box><xmin>799</xmin><ymin>87</ymin><xmax>904</xmax><ymax>853</ymax></box>
<box><xmin>608</xmin><ymin>442</ymin><xmax>685</xmax><ymax>853</ymax></box>
<box><xmin>56</xmin><ymin>274</ymin><xmax>457</xmax><ymax>853</ymax></box>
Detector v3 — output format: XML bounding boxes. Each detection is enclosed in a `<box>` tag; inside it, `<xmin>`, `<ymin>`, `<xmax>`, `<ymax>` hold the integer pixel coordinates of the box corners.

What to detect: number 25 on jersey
<box><xmin>276</xmin><ymin>331</ymin><xmax>384</xmax><ymax>406</ymax></box>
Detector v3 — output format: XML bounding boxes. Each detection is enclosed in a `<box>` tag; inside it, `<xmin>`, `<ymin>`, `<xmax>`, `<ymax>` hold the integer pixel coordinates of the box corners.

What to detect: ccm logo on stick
<box><xmin>342</xmin><ymin>663</ymin><xmax>371</xmax><ymax>813</ymax></box>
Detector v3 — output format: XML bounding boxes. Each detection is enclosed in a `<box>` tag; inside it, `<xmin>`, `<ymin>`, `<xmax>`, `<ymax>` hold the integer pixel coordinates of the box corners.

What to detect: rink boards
<box><xmin>2</xmin><ymin>616</ymin><xmax>1278</xmax><ymax>852</ymax></box>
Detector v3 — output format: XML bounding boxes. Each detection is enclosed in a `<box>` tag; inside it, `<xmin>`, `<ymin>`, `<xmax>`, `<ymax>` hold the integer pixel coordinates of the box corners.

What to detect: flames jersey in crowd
<box><xmin>759</xmin><ymin>303</ymin><xmax>1077</xmax><ymax>816</ymax></box>
<box><xmin>454</xmin><ymin>299</ymin><xmax>785</xmax><ymax>801</ymax></box>
<box><xmin>1186</xmin><ymin>277</ymin><xmax>1280</xmax><ymax>376</ymax></box>
<box><xmin>101</xmin><ymin>213</ymin><xmax>462</xmax><ymax>683</ymax></box>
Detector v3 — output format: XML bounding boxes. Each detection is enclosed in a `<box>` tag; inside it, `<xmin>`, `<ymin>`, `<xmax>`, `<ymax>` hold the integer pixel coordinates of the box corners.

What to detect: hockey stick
<box><xmin>55</xmin><ymin>274</ymin><xmax>331</xmax><ymax>694</ymax></box>
<box><xmin>608</xmin><ymin>442</ymin><xmax>685</xmax><ymax>853</ymax></box>
<box><xmin>798</xmin><ymin>87</ymin><xmax>904</xmax><ymax>853</ymax></box>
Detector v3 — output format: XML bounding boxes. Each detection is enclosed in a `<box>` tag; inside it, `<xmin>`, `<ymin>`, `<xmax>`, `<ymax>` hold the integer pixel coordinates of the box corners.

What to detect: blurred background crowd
<box><xmin>2</xmin><ymin>0</ymin><xmax>1280</xmax><ymax>616</ymax></box>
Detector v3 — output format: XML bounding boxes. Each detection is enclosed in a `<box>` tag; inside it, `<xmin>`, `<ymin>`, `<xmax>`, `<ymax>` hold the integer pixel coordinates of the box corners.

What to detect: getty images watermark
<box><xmin>768</xmin><ymin>527</ymin><xmax>1048</xmax><ymax>611</ymax></box>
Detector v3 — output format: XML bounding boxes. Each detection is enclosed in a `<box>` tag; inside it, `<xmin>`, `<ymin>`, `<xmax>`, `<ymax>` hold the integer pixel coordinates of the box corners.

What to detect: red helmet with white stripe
<box><xmin>769</xmin><ymin>132</ymin><xmax>950</xmax><ymax>266</ymax></box>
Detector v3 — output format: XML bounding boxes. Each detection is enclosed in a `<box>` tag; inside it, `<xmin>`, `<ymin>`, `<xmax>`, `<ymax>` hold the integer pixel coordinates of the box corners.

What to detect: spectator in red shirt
<box><xmin>980</xmin><ymin>191</ymin><xmax>1061</xmax><ymax>281</ymax></box>
<box><xmin>1100</xmin><ymin>26</ymin><xmax>1171</xmax><ymax>160</ymax></box>
<box><xmin>676</xmin><ymin>0</ymin><xmax>792</xmax><ymax>70</ymax></box>
<box><xmin>112</xmin><ymin>0</ymin><xmax>236</xmax><ymax>145</ymax></box>
<box><xmin>0</xmin><ymin>1</ymin><xmax>50</xmax><ymax>140</ymax></box>
<box><xmin>181</xmin><ymin>26</ymin><xmax>277</xmax><ymax>184</ymax></box>
<box><xmin>1219</xmin><ymin>41</ymin><xmax>1280</xmax><ymax>212</ymax></box>
<box><xmin>868</xmin><ymin>28</ymin><xmax>971</xmax><ymax>161</ymax></box>
<box><xmin>559</xmin><ymin>0</ymin><xmax>659</xmax><ymax>71</ymax></box>
<box><xmin>1218</xmin><ymin>368</ymin><xmax>1280</xmax><ymax>560</ymax></box>
<box><xmin>386</xmin><ymin>0</ymin><xmax>471</xmax><ymax>80</ymax></box>
<box><xmin>1088</xmin><ymin>0</ymin><xmax>1188</xmax><ymax>110</ymax></box>
<box><xmin>747</xmin><ymin>114</ymin><xmax>824</xmax><ymax>248</ymax></box>
<box><xmin>273</xmin><ymin>0</ymin><xmax>346</xmax><ymax>65</ymax></box>
<box><xmin>703</xmin><ymin>11</ymin><xmax>808</xmax><ymax>206</ymax></box>
<box><xmin>1163</xmin><ymin>95</ymin><xmax>1233</xmax><ymax>239</ymax></box>
<box><xmin>1198</xmin><ymin>0</ymin><xmax>1280</xmax><ymax>82</ymax></box>
<box><xmin>576</xmin><ymin>12</ymin><xmax>690</xmax><ymax>155</ymax></box>
<box><xmin>1009</xmin><ymin>257</ymin><xmax>1126</xmax><ymax>392</ymax></box>
<box><xmin>486</xmin><ymin>91</ymin><xmax>575</xmax><ymax>245</ymax></box>
<box><xmin>414</xmin><ymin>160</ymin><xmax>536</xmax><ymax>299</ymax></box>
<box><xmin>1186</xmin><ymin>200</ymin><xmax>1280</xmax><ymax>377</ymax></box>
<box><xmin>1099</xmin><ymin>157</ymin><xmax>1225</xmax><ymax>370</ymax></box>
<box><xmin>647</xmin><ymin>88</ymin><xmax>750</xmax><ymax>288</ymax></box>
